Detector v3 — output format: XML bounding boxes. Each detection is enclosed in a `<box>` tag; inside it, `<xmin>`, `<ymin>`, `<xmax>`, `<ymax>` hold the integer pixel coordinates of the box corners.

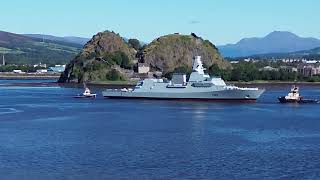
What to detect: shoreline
<box><xmin>1</xmin><ymin>73</ymin><xmax>319</xmax><ymax>86</ymax></box>
<box><xmin>85</xmin><ymin>80</ymin><xmax>320</xmax><ymax>86</ymax></box>
<box><xmin>0</xmin><ymin>74</ymin><xmax>60</xmax><ymax>80</ymax></box>
<box><xmin>230</xmin><ymin>81</ymin><xmax>320</xmax><ymax>88</ymax></box>
<box><xmin>231</xmin><ymin>81</ymin><xmax>320</xmax><ymax>85</ymax></box>
<box><xmin>2</xmin><ymin>77</ymin><xmax>320</xmax><ymax>88</ymax></box>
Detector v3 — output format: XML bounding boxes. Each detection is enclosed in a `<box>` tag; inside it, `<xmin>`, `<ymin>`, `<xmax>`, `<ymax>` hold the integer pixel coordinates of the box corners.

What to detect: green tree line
<box><xmin>164</xmin><ymin>61</ymin><xmax>320</xmax><ymax>82</ymax></box>
<box><xmin>0</xmin><ymin>65</ymin><xmax>45</xmax><ymax>72</ymax></box>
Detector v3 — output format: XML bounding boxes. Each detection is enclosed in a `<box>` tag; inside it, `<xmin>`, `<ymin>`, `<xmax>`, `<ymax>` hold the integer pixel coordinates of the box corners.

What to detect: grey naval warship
<box><xmin>102</xmin><ymin>56</ymin><xmax>265</xmax><ymax>101</ymax></box>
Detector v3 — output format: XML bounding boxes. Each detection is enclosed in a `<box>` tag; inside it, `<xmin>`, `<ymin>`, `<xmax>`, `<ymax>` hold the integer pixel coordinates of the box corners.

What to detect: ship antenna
<box><xmin>2</xmin><ymin>54</ymin><xmax>5</xmax><ymax>66</ymax></box>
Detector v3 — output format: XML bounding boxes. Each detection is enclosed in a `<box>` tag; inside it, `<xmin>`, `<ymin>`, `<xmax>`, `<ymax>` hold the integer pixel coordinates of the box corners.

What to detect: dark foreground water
<box><xmin>0</xmin><ymin>80</ymin><xmax>320</xmax><ymax>179</ymax></box>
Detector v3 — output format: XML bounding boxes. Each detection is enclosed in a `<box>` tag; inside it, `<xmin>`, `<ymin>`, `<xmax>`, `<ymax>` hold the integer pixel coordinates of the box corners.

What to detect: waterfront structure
<box><xmin>279</xmin><ymin>66</ymin><xmax>298</xmax><ymax>73</ymax></box>
<box><xmin>298</xmin><ymin>64</ymin><xmax>320</xmax><ymax>77</ymax></box>
<box><xmin>305</xmin><ymin>60</ymin><xmax>319</xmax><ymax>64</ymax></box>
<box><xmin>33</xmin><ymin>63</ymin><xmax>47</xmax><ymax>68</ymax></box>
<box><xmin>12</xmin><ymin>70</ymin><xmax>24</xmax><ymax>74</ymax></box>
<box><xmin>36</xmin><ymin>69</ymin><xmax>48</xmax><ymax>73</ymax></box>
<box><xmin>138</xmin><ymin>63</ymin><xmax>150</xmax><ymax>74</ymax></box>
<box><xmin>48</xmin><ymin>65</ymin><xmax>66</xmax><ymax>73</ymax></box>
<box><xmin>103</xmin><ymin>56</ymin><xmax>265</xmax><ymax>101</ymax></box>
<box><xmin>230</xmin><ymin>61</ymin><xmax>239</xmax><ymax>64</ymax></box>
<box><xmin>260</xmin><ymin>66</ymin><xmax>278</xmax><ymax>71</ymax></box>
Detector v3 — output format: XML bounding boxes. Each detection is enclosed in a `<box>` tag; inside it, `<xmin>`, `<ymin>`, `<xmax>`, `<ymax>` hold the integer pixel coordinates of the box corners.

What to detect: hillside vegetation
<box><xmin>0</xmin><ymin>31</ymin><xmax>82</xmax><ymax>65</ymax></box>
<box><xmin>141</xmin><ymin>33</ymin><xmax>230</xmax><ymax>74</ymax></box>
<box><xmin>59</xmin><ymin>31</ymin><xmax>136</xmax><ymax>83</ymax></box>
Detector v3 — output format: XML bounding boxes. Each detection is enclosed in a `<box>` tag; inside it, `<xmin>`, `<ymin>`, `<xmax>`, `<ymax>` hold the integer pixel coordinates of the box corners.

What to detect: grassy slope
<box><xmin>0</xmin><ymin>31</ymin><xmax>82</xmax><ymax>65</ymax></box>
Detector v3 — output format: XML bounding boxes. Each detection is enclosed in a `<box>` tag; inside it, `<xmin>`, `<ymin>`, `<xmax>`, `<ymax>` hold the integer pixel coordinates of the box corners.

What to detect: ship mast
<box><xmin>192</xmin><ymin>56</ymin><xmax>205</xmax><ymax>75</ymax></box>
<box><xmin>2</xmin><ymin>54</ymin><xmax>5</xmax><ymax>66</ymax></box>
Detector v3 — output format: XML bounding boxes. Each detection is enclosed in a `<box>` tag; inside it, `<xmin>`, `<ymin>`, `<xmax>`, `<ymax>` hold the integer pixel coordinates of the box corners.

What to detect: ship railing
<box><xmin>225</xmin><ymin>86</ymin><xmax>259</xmax><ymax>91</ymax></box>
<box><xmin>104</xmin><ymin>88</ymin><xmax>134</xmax><ymax>92</ymax></box>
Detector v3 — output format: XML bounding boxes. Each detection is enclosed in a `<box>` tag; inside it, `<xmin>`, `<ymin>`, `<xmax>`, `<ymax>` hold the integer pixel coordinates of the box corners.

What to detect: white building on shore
<box><xmin>138</xmin><ymin>63</ymin><xmax>150</xmax><ymax>74</ymax></box>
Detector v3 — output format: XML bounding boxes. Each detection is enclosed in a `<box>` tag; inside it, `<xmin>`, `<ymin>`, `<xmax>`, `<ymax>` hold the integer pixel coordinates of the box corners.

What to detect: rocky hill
<box><xmin>58</xmin><ymin>31</ymin><xmax>136</xmax><ymax>83</ymax></box>
<box><xmin>141</xmin><ymin>33</ymin><xmax>230</xmax><ymax>74</ymax></box>
<box><xmin>59</xmin><ymin>31</ymin><xmax>230</xmax><ymax>83</ymax></box>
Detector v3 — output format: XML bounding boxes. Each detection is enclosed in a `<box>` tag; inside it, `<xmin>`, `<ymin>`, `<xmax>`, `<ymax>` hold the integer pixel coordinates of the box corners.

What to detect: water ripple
<box><xmin>0</xmin><ymin>108</ymin><xmax>23</xmax><ymax>115</ymax></box>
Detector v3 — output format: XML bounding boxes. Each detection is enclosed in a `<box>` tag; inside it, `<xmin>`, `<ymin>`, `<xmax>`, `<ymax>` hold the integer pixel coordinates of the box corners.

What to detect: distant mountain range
<box><xmin>23</xmin><ymin>34</ymin><xmax>90</xmax><ymax>45</ymax></box>
<box><xmin>0</xmin><ymin>31</ymin><xmax>82</xmax><ymax>65</ymax></box>
<box><xmin>2</xmin><ymin>29</ymin><xmax>320</xmax><ymax>65</ymax></box>
<box><xmin>218</xmin><ymin>31</ymin><xmax>320</xmax><ymax>58</ymax></box>
<box><xmin>243</xmin><ymin>46</ymin><xmax>320</xmax><ymax>60</ymax></box>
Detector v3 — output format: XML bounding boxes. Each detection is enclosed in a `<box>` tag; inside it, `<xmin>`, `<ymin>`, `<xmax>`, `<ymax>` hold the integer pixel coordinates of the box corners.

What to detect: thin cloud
<box><xmin>189</xmin><ymin>20</ymin><xmax>201</xmax><ymax>24</ymax></box>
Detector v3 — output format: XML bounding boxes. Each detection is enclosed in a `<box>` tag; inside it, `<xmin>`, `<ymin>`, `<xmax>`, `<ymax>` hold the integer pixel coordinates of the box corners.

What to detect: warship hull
<box><xmin>103</xmin><ymin>89</ymin><xmax>265</xmax><ymax>101</ymax></box>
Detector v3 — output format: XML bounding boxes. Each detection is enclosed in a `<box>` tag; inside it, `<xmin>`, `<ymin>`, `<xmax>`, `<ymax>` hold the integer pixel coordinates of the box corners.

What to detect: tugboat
<box><xmin>278</xmin><ymin>85</ymin><xmax>318</xmax><ymax>103</ymax></box>
<box><xmin>278</xmin><ymin>85</ymin><xmax>301</xmax><ymax>103</ymax></box>
<box><xmin>74</xmin><ymin>84</ymin><xmax>97</xmax><ymax>98</ymax></box>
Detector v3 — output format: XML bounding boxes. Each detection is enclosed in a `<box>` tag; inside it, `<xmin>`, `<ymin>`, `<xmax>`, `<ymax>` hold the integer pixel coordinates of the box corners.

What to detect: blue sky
<box><xmin>1</xmin><ymin>0</ymin><xmax>319</xmax><ymax>45</ymax></box>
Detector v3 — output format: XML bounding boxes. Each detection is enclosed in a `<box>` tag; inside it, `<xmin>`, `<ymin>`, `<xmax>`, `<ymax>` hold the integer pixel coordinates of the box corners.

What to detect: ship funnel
<box><xmin>192</xmin><ymin>56</ymin><xmax>205</xmax><ymax>75</ymax></box>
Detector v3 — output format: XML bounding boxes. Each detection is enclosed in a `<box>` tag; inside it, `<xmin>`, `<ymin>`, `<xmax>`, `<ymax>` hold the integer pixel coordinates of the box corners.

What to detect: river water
<box><xmin>0</xmin><ymin>80</ymin><xmax>320</xmax><ymax>179</ymax></box>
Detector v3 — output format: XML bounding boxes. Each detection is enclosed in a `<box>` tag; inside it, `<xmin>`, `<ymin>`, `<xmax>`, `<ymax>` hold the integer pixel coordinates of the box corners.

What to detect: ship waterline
<box><xmin>103</xmin><ymin>87</ymin><xmax>265</xmax><ymax>101</ymax></box>
<box><xmin>102</xmin><ymin>56</ymin><xmax>265</xmax><ymax>101</ymax></box>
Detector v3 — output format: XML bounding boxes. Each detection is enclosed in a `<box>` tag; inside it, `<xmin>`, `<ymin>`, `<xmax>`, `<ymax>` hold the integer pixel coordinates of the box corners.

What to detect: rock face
<box><xmin>59</xmin><ymin>31</ymin><xmax>230</xmax><ymax>83</ymax></box>
<box><xmin>79</xmin><ymin>31</ymin><xmax>136</xmax><ymax>60</ymax></box>
<box><xmin>141</xmin><ymin>33</ymin><xmax>230</xmax><ymax>74</ymax></box>
<box><xmin>58</xmin><ymin>31</ymin><xmax>136</xmax><ymax>83</ymax></box>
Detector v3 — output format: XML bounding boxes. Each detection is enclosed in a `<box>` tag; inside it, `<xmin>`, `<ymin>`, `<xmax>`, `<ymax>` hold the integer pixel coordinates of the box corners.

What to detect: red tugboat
<box><xmin>278</xmin><ymin>85</ymin><xmax>318</xmax><ymax>103</ymax></box>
